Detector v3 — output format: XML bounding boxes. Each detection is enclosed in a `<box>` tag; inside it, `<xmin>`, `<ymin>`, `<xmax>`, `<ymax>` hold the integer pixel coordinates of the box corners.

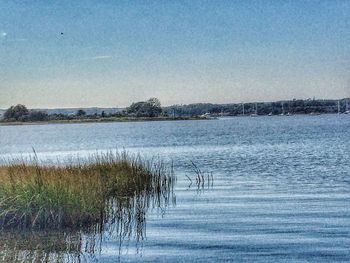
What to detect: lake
<box><xmin>1</xmin><ymin>115</ymin><xmax>350</xmax><ymax>262</ymax></box>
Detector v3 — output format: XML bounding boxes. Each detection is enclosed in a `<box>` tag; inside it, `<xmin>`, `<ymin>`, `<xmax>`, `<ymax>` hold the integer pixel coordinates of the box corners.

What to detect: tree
<box><xmin>76</xmin><ymin>109</ymin><xmax>86</xmax><ymax>117</ymax></box>
<box><xmin>3</xmin><ymin>104</ymin><xmax>29</xmax><ymax>121</ymax></box>
<box><xmin>147</xmin><ymin>98</ymin><xmax>161</xmax><ymax>108</ymax></box>
<box><xmin>28</xmin><ymin>110</ymin><xmax>49</xmax><ymax>121</ymax></box>
<box><xmin>126</xmin><ymin>102</ymin><xmax>147</xmax><ymax>117</ymax></box>
<box><xmin>146</xmin><ymin>98</ymin><xmax>162</xmax><ymax>117</ymax></box>
<box><xmin>126</xmin><ymin>98</ymin><xmax>162</xmax><ymax>117</ymax></box>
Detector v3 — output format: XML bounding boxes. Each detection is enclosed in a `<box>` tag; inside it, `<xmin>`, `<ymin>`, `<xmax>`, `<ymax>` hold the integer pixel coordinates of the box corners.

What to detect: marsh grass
<box><xmin>0</xmin><ymin>152</ymin><xmax>175</xmax><ymax>230</ymax></box>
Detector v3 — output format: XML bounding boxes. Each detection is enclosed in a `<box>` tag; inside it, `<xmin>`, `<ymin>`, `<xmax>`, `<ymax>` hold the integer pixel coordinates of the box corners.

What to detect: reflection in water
<box><xmin>185</xmin><ymin>161</ymin><xmax>214</xmax><ymax>192</ymax></box>
<box><xmin>0</xmin><ymin>230</ymin><xmax>95</xmax><ymax>263</ymax></box>
<box><xmin>0</xmin><ymin>162</ymin><xmax>176</xmax><ymax>262</ymax></box>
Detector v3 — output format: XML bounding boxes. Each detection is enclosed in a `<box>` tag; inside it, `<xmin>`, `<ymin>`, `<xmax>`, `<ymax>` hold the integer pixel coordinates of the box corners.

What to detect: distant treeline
<box><xmin>164</xmin><ymin>98</ymin><xmax>350</xmax><ymax>117</ymax></box>
<box><xmin>1</xmin><ymin>98</ymin><xmax>165</xmax><ymax>122</ymax></box>
<box><xmin>1</xmin><ymin>98</ymin><xmax>349</xmax><ymax>122</ymax></box>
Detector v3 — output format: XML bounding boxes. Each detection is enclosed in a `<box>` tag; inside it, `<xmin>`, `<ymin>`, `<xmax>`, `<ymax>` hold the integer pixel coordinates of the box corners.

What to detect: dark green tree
<box><xmin>28</xmin><ymin>111</ymin><xmax>49</xmax><ymax>121</ymax></box>
<box><xmin>3</xmin><ymin>104</ymin><xmax>29</xmax><ymax>121</ymax></box>
<box><xmin>127</xmin><ymin>98</ymin><xmax>162</xmax><ymax>117</ymax></box>
<box><xmin>147</xmin><ymin>98</ymin><xmax>162</xmax><ymax>117</ymax></box>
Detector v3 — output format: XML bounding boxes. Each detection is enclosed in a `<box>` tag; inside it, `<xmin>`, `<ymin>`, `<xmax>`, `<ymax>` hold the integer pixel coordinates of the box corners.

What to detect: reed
<box><xmin>0</xmin><ymin>152</ymin><xmax>175</xmax><ymax>230</ymax></box>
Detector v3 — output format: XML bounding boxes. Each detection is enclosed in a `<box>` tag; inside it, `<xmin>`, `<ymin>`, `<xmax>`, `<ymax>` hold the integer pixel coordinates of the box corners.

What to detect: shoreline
<box><xmin>0</xmin><ymin>116</ymin><xmax>211</xmax><ymax>126</ymax></box>
<box><xmin>1</xmin><ymin>112</ymin><xmax>348</xmax><ymax>126</ymax></box>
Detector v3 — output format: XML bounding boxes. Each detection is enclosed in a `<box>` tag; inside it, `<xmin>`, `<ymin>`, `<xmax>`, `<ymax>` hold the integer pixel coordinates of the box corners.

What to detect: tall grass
<box><xmin>0</xmin><ymin>152</ymin><xmax>175</xmax><ymax>230</ymax></box>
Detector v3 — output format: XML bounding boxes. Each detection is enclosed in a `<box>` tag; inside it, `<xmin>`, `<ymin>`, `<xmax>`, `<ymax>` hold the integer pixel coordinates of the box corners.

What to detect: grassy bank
<box><xmin>0</xmin><ymin>152</ymin><xmax>175</xmax><ymax>230</ymax></box>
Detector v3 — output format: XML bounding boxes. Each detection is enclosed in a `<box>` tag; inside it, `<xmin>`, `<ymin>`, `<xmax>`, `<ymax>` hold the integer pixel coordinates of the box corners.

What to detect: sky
<box><xmin>0</xmin><ymin>0</ymin><xmax>350</xmax><ymax>108</ymax></box>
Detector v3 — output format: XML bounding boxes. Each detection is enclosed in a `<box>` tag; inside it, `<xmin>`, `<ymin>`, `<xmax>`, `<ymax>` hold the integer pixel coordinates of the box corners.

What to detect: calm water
<box><xmin>1</xmin><ymin>115</ymin><xmax>350</xmax><ymax>262</ymax></box>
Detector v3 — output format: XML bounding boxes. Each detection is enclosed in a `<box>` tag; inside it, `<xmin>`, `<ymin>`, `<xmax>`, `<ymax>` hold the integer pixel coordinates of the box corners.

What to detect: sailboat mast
<box><xmin>242</xmin><ymin>103</ymin><xmax>245</xmax><ymax>115</ymax></box>
<box><xmin>338</xmin><ymin>100</ymin><xmax>340</xmax><ymax>114</ymax></box>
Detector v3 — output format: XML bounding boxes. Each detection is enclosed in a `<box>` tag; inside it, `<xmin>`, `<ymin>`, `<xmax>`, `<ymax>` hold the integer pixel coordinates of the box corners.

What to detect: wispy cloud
<box><xmin>91</xmin><ymin>55</ymin><xmax>112</xmax><ymax>60</ymax></box>
<box><xmin>80</xmin><ymin>55</ymin><xmax>113</xmax><ymax>61</ymax></box>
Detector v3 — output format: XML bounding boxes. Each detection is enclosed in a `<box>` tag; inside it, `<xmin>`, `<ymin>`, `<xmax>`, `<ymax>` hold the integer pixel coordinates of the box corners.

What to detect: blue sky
<box><xmin>1</xmin><ymin>0</ymin><xmax>350</xmax><ymax>108</ymax></box>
